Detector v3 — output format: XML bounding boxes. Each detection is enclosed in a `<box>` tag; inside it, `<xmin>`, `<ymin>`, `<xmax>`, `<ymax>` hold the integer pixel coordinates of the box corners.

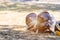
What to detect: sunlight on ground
<box><xmin>0</xmin><ymin>10</ymin><xmax>60</xmax><ymax>26</ymax></box>
<box><xmin>0</xmin><ymin>10</ymin><xmax>60</xmax><ymax>31</ymax></box>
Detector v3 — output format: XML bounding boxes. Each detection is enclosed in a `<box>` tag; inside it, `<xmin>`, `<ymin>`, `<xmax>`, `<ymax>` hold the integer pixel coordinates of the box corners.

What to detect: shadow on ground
<box><xmin>0</xmin><ymin>29</ymin><xmax>60</xmax><ymax>40</ymax></box>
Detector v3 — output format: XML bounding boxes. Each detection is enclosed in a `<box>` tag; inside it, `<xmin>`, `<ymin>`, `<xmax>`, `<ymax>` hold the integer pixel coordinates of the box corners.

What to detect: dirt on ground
<box><xmin>0</xmin><ymin>26</ymin><xmax>60</xmax><ymax>40</ymax></box>
<box><xmin>0</xmin><ymin>10</ymin><xmax>60</xmax><ymax>40</ymax></box>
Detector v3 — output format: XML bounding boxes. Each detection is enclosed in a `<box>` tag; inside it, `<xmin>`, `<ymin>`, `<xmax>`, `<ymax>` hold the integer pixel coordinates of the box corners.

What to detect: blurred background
<box><xmin>0</xmin><ymin>0</ymin><xmax>59</xmax><ymax>40</ymax></box>
<box><xmin>0</xmin><ymin>0</ymin><xmax>60</xmax><ymax>31</ymax></box>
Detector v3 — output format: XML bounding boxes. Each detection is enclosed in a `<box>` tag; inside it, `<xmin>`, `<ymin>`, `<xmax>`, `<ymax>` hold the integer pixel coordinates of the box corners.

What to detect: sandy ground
<box><xmin>0</xmin><ymin>26</ymin><xmax>60</xmax><ymax>40</ymax></box>
<box><xmin>0</xmin><ymin>10</ymin><xmax>60</xmax><ymax>26</ymax></box>
<box><xmin>0</xmin><ymin>10</ymin><xmax>60</xmax><ymax>40</ymax></box>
